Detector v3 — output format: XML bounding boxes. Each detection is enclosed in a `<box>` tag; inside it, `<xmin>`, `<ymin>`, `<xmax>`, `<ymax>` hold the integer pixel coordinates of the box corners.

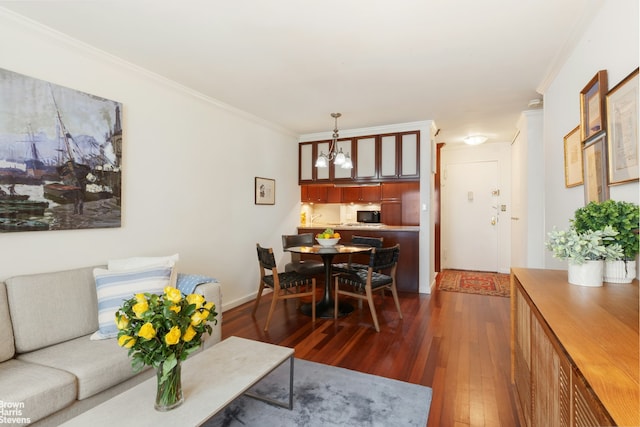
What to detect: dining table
<box><xmin>286</xmin><ymin>243</ymin><xmax>372</xmax><ymax>318</ymax></box>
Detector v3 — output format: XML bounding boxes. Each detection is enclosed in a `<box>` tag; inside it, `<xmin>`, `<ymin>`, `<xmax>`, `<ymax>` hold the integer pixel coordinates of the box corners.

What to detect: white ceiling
<box><xmin>0</xmin><ymin>0</ymin><xmax>603</xmax><ymax>144</ymax></box>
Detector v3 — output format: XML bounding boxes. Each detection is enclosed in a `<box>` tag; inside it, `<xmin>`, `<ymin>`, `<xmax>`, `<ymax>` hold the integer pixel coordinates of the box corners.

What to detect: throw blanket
<box><xmin>177</xmin><ymin>273</ymin><xmax>218</xmax><ymax>294</ymax></box>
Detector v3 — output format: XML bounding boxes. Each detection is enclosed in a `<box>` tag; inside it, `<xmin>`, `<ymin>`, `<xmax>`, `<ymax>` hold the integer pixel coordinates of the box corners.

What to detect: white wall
<box><xmin>0</xmin><ymin>10</ymin><xmax>303</xmax><ymax>310</ymax></box>
<box><xmin>542</xmin><ymin>0</ymin><xmax>639</xmax><ymax>270</ymax></box>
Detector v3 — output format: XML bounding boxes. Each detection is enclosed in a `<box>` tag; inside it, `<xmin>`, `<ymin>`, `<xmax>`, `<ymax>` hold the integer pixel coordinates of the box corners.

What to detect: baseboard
<box><xmin>221</xmin><ymin>289</ymin><xmax>272</xmax><ymax>312</ymax></box>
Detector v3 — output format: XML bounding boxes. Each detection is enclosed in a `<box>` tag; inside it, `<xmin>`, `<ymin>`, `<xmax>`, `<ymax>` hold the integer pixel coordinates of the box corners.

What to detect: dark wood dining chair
<box><xmin>282</xmin><ymin>233</ymin><xmax>324</xmax><ymax>276</ymax></box>
<box><xmin>334</xmin><ymin>244</ymin><xmax>402</xmax><ymax>332</ymax></box>
<box><xmin>253</xmin><ymin>243</ymin><xmax>316</xmax><ymax>331</ymax></box>
<box><xmin>332</xmin><ymin>235</ymin><xmax>384</xmax><ymax>274</ymax></box>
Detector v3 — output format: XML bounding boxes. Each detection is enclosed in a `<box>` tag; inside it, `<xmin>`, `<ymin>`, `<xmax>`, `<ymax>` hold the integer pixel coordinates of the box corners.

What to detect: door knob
<box><xmin>491</xmin><ymin>216</ymin><xmax>497</xmax><ymax>225</ymax></box>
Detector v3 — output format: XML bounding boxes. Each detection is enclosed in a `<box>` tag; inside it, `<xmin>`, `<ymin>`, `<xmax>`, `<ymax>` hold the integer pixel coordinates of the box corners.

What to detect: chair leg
<box><xmin>334</xmin><ymin>277</ymin><xmax>339</xmax><ymax>320</ymax></box>
<box><xmin>390</xmin><ymin>283</ymin><xmax>403</xmax><ymax>319</ymax></box>
<box><xmin>311</xmin><ymin>279</ymin><xmax>316</xmax><ymax>323</ymax></box>
<box><xmin>264</xmin><ymin>291</ymin><xmax>279</xmax><ymax>332</ymax></box>
<box><xmin>365</xmin><ymin>288</ymin><xmax>380</xmax><ymax>332</ymax></box>
<box><xmin>252</xmin><ymin>280</ymin><xmax>265</xmax><ymax>316</ymax></box>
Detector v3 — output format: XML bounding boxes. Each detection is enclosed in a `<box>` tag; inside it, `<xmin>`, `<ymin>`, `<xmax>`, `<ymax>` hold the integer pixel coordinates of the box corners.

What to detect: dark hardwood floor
<box><xmin>221</xmin><ymin>282</ymin><xmax>521</xmax><ymax>427</ymax></box>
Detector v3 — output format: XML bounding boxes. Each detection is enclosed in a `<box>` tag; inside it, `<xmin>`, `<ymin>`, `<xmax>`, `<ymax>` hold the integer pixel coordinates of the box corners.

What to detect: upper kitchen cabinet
<box><xmin>299</xmin><ymin>139</ymin><xmax>353</xmax><ymax>183</ymax></box>
<box><xmin>299</xmin><ymin>130</ymin><xmax>420</xmax><ymax>184</ymax></box>
<box><xmin>354</xmin><ymin>136</ymin><xmax>377</xmax><ymax>181</ymax></box>
<box><xmin>379</xmin><ymin>131</ymin><xmax>420</xmax><ymax>180</ymax></box>
<box><xmin>332</xmin><ymin>138</ymin><xmax>354</xmax><ymax>181</ymax></box>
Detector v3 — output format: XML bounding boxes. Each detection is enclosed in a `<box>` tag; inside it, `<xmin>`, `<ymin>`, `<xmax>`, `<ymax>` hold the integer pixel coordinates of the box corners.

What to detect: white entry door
<box><xmin>442</xmin><ymin>161</ymin><xmax>499</xmax><ymax>272</ymax></box>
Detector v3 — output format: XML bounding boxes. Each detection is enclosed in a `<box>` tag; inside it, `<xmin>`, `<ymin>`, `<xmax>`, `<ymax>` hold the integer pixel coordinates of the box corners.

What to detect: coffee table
<box><xmin>60</xmin><ymin>336</ymin><xmax>294</xmax><ymax>426</ymax></box>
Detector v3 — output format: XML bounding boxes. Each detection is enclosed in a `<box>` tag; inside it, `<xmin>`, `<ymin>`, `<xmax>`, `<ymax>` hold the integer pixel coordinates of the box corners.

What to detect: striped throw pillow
<box><xmin>91</xmin><ymin>265</ymin><xmax>173</xmax><ymax>340</ymax></box>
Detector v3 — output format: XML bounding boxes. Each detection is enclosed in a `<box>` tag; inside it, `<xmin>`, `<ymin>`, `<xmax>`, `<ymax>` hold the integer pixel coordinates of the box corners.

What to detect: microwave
<box><xmin>357</xmin><ymin>210</ymin><xmax>381</xmax><ymax>223</ymax></box>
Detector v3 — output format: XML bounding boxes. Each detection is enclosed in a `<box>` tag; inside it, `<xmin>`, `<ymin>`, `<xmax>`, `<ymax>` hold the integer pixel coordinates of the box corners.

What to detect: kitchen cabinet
<box><xmin>354</xmin><ymin>136</ymin><xmax>377</xmax><ymax>180</ymax></box>
<box><xmin>299</xmin><ymin>130</ymin><xmax>420</xmax><ymax>184</ymax></box>
<box><xmin>379</xmin><ymin>131</ymin><xmax>420</xmax><ymax>180</ymax></box>
<box><xmin>380</xmin><ymin>182</ymin><xmax>419</xmax><ymax>226</ymax></box>
<box><xmin>341</xmin><ymin>185</ymin><xmax>380</xmax><ymax>203</ymax></box>
<box><xmin>300</xmin><ymin>185</ymin><xmax>341</xmax><ymax>203</ymax></box>
<box><xmin>511</xmin><ymin>268</ymin><xmax>639</xmax><ymax>427</ymax></box>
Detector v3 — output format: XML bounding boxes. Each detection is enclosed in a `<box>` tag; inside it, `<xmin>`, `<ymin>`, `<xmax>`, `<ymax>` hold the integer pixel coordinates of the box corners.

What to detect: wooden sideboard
<box><xmin>510</xmin><ymin>268</ymin><xmax>639</xmax><ymax>427</ymax></box>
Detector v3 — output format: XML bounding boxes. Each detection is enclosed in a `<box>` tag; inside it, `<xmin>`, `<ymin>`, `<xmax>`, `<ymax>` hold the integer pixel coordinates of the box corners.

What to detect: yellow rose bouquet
<box><xmin>115</xmin><ymin>286</ymin><xmax>218</xmax><ymax>410</ymax></box>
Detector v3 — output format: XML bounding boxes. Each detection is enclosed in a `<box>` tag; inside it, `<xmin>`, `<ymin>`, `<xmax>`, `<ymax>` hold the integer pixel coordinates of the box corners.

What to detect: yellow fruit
<box><xmin>333</xmin><ymin>233</ymin><xmax>340</xmax><ymax>238</ymax></box>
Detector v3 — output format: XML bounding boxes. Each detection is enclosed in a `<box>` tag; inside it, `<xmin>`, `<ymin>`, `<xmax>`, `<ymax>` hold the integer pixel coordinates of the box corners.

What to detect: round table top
<box><xmin>286</xmin><ymin>244</ymin><xmax>372</xmax><ymax>255</ymax></box>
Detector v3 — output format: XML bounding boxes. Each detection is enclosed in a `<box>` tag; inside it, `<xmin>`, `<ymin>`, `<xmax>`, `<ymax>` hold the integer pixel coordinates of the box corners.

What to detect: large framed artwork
<box><xmin>580</xmin><ymin>70</ymin><xmax>608</xmax><ymax>142</ymax></box>
<box><xmin>563</xmin><ymin>125</ymin><xmax>583</xmax><ymax>187</ymax></box>
<box><xmin>0</xmin><ymin>68</ymin><xmax>122</xmax><ymax>232</ymax></box>
<box><xmin>606</xmin><ymin>67</ymin><xmax>639</xmax><ymax>185</ymax></box>
<box><xmin>582</xmin><ymin>133</ymin><xmax>609</xmax><ymax>204</ymax></box>
<box><xmin>255</xmin><ymin>177</ymin><xmax>275</xmax><ymax>205</ymax></box>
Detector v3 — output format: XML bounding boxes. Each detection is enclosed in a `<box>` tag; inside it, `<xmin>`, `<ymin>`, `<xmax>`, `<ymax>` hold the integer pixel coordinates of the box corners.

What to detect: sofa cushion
<box><xmin>91</xmin><ymin>264</ymin><xmax>173</xmax><ymax>340</ymax></box>
<box><xmin>108</xmin><ymin>253</ymin><xmax>179</xmax><ymax>287</ymax></box>
<box><xmin>0</xmin><ymin>282</ymin><xmax>15</xmax><ymax>362</ymax></box>
<box><xmin>0</xmin><ymin>358</ymin><xmax>76</xmax><ymax>425</ymax></box>
<box><xmin>6</xmin><ymin>266</ymin><xmax>100</xmax><ymax>354</ymax></box>
<box><xmin>17</xmin><ymin>334</ymin><xmax>150</xmax><ymax>400</ymax></box>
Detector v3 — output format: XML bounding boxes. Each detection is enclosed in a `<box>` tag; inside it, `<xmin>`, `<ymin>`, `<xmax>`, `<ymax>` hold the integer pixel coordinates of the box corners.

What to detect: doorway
<box><xmin>441</xmin><ymin>160</ymin><xmax>500</xmax><ymax>272</ymax></box>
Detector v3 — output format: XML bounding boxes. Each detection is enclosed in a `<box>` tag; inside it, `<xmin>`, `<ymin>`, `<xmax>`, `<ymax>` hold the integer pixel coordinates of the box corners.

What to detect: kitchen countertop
<box><xmin>298</xmin><ymin>224</ymin><xmax>419</xmax><ymax>232</ymax></box>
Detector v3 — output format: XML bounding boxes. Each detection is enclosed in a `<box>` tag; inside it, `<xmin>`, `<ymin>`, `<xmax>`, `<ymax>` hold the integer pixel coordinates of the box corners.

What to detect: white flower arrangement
<box><xmin>546</xmin><ymin>225</ymin><xmax>624</xmax><ymax>264</ymax></box>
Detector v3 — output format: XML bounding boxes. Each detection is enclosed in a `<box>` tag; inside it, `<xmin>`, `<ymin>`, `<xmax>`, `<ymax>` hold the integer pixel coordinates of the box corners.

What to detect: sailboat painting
<box><xmin>0</xmin><ymin>67</ymin><xmax>122</xmax><ymax>232</ymax></box>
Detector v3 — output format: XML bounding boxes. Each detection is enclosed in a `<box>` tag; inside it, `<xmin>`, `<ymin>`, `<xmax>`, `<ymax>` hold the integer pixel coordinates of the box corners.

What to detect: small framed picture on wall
<box><xmin>255</xmin><ymin>177</ymin><xmax>275</xmax><ymax>205</ymax></box>
<box><xmin>580</xmin><ymin>70</ymin><xmax>608</xmax><ymax>142</ymax></box>
<box><xmin>563</xmin><ymin>125</ymin><xmax>583</xmax><ymax>187</ymax></box>
<box><xmin>606</xmin><ymin>67</ymin><xmax>639</xmax><ymax>185</ymax></box>
<box><xmin>582</xmin><ymin>133</ymin><xmax>609</xmax><ymax>204</ymax></box>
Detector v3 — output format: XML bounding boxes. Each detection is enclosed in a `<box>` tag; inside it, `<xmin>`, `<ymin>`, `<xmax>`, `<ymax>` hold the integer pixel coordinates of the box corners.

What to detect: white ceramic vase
<box><xmin>567</xmin><ymin>260</ymin><xmax>603</xmax><ymax>287</ymax></box>
<box><xmin>603</xmin><ymin>260</ymin><xmax>636</xmax><ymax>284</ymax></box>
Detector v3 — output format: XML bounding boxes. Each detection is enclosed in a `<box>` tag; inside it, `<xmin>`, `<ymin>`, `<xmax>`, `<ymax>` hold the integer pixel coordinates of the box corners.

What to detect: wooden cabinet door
<box><xmin>360</xmin><ymin>186</ymin><xmax>380</xmax><ymax>202</ymax></box>
<box><xmin>315</xmin><ymin>141</ymin><xmax>331</xmax><ymax>181</ymax></box>
<box><xmin>333</xmin><ymin>139</ymin><xmax>354</xmax><ymax>181</ymax></box>
<box><xmin>380</xmin><ymin>134</ymin><xmax>398</xmax><ymax>178</ymax></box>
<box><xmin>301</xmin><ymin>185</ymin><xmax>328</xmax><ymax>203</ymax></box>
<box><xmin>513</xmin><ymin>285</ymin><xmax>532</xmax><ymax>427</ymax></box>
<box><xmin>532</xmin><ymin>314</ymin><xmax>561</xmax><ymax>427</ymax></box>
<box><xmin>355</xmin><ymin>136</ymin><xmax>377</xmax><ymax>180</ymax></box>
<box><xmin>399</xmin><ymin>132</ymin><xmax>420</xmax><ymax>178</ymax></box>
<box><xmin>299</xmin><ymin>142</ymin><xmax>314</xmax><ymax>183</ymax></box>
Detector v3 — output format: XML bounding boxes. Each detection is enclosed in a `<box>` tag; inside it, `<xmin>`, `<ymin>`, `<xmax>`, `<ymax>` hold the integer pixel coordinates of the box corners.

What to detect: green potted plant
<box><xmin>546</xmin><ymin>225</ymin><xmax>623</xmax><ymax>286</ymax></box>
<box><xmin>572</xmin><ymin>200</ymin><xmax>639</xmax><ymax>283</ymax></box>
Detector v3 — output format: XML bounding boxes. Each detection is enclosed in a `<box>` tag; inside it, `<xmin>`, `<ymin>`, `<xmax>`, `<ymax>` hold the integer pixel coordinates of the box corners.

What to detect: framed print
<box><xmin>606</xmin><ymin>67</ymin><xmax>639</xmax><ymax>185</ymax></box>
<box><xmin>563</xmin><ymin>126</ymin><xmax>583</xmax><ymax>187</ymax></box>
<box><xmin>582</xmin><ymin>133</ymin><xmax>609</xmax><ymax>204</ymax></box>
<box><xmin>255</xmin><ymin>177</ymin><xmax>275</xmax><ymax>205</ymax></box>
<box><xmin>580</xmin><ymin>70</ymin><xmax>608</xmax><ymax>142</ymax></box>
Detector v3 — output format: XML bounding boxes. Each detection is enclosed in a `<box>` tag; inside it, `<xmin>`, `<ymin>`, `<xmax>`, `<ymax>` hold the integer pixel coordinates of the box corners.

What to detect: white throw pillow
<box><xmin>91</xmin><ymin>264</ymin><xmax>173</xmax><ymax>340</ymax></box>
<box><xmin>108</xmin><ymin>253</ymin><xmax>179</xmax><ymax>287</ymax></box>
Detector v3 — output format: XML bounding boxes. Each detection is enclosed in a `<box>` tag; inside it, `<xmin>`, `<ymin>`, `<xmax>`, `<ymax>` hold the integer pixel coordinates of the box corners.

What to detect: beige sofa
<box><xmin>0</xmin><ymin>266</ymin><xmax>222</xmax><ymax>427</ymax></box>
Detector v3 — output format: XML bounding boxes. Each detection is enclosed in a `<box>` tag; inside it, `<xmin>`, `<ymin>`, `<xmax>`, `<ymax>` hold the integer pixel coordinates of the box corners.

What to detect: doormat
<box><xmin>437</xmin><ymin>269</ymin><xmax>510</xmax><ymax>297</ymax></box>
<box><xmin>204</xmin><ymin>358</ymin><xmax>432</xmax><ymax>427</ymax></box>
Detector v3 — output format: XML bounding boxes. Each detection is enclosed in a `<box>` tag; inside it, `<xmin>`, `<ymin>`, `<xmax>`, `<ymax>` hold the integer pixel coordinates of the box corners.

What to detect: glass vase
<box><xmin>155</xmin><ymin>359</ymin><xmax>184</xmax><ymax>411</ymax></box>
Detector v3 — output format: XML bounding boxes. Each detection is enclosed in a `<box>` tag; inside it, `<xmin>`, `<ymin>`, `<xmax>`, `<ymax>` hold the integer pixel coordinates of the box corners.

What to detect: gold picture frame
<box><xmin>582</xmin><ymin>133</ymin><xmax>609</xmax><ymax>204</ymax></box>
<box><xmin>606</xmin><ymin>67</ymin><xmax>639</xmax><ymax>185</ymax></box>
<box><xmin>255</xmin><ymin>177</ymin><xmax>275</xmax><ymax>205</ymax></box>
<box><xmin>563</xmin><ymin>125</ymin><xmax>583</xmax><ymax>187</ymax></box>
<box><xmin>580</xmin><ymin>70</ymin><xmax>608</xmax><ymax>142</ymax></box>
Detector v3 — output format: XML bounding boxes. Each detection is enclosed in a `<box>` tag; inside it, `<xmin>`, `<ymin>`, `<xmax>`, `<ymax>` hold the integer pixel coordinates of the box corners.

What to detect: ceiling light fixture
<box><xmin>463</xmin><ymin>135</ymin><xmax>488</xmax><ymax>145</ymax></box>
<box><xmin>315</xmin><ymin>113</ymin><xmax>353</xmax><ymax>169</ymax></box>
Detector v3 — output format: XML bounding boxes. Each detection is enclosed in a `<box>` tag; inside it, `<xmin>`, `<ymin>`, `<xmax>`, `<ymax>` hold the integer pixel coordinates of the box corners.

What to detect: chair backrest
<box><xmin>256</xmin><ymin>244</ymin><xmax>277</xmax><ymax>271</ymax></box>
<box><xmin>282</xmin><ymin>233</ymin><xmax>315</xmax><ymax>249</ymax></box>
<box><xmin>352</xmin><ymin>235</ymin><xmax>384</xmax><ymax>248</ymax></box>
<box><xmin>368</xmin><ymin>244</ymin><xmax>400</xmax><ymax>271</ymax></box>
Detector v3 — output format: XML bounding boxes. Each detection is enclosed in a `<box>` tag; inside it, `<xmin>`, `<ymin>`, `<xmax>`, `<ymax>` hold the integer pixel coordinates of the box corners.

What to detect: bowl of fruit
<box><xmin>316</xmin><ymin>228</ymin><xmax>341</xmax><ymax>247</ymax></box>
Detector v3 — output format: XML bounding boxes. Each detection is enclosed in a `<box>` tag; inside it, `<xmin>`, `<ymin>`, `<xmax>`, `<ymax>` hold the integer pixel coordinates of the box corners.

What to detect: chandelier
<box><xmin>315</xmin><ymin>113</ymin><xmax>353</xmax><ymax>169</ymax></box>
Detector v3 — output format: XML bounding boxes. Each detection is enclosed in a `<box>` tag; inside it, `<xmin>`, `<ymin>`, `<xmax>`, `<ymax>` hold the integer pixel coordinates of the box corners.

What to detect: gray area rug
<box><xmin>203</xmin><ymin>358</ymin><xmax>432</xmax><ymax>427</ymax></box>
